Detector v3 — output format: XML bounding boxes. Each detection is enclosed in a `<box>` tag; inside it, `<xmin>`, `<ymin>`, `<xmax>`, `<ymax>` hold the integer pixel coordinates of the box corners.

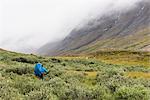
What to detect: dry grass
<box><xmin>99</xmin><ymin>59</ymin><xmax>150</xmax><ymax>67</ymax></box>
<box><xmin>59</xmin><ymin>50</ymin><xmax>150</xmax><ymax>67</ymax></box>
<box><xmin>90</xmin><ymin>50</ymin><xmax>150</xmax><ymax>67</ymax></box>
<box><xmin>66</xmin><ymin>70</ymin><xmax>97</xmax><ymax>78</ymax></box>
<box><xmin>84</xmin><ymin>71</ymin><xmax>97</xmax><ymax>78</ymax></box>
<box><xmin>126</xmin><ymin>72</ymin><xmax>150</xmax><ymax>78</ymax></box>
<box><xmin>54</xmin><ymin>56</ymin><xmax>85</xmax><ymax>60</ymax></box>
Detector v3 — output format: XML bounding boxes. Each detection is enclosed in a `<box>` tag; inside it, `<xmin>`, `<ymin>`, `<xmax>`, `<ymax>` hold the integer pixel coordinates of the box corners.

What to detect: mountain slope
<box><xmin>38</xmin><ymin>1</ymin><xmax>150</xmax><ymax>56</ymax></box>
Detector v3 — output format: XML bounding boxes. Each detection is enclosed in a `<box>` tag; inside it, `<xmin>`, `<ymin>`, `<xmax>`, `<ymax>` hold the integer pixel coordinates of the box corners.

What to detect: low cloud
<box><xmin>0</xmin><ymin>0</ymin><xmax>142</xmax><ymax>53</ymax></box>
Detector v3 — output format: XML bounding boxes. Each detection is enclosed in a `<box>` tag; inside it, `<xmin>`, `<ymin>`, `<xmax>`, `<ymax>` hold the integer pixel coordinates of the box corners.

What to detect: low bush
<box><xmin>12</xmin><ymin>57</ymin><xmax>38</xmax><ymax>64</ymax></box>
<box><xmin>0</xmin><ymin>86</ymin><xmax>24</xmax><ymax>100</ymax></box>
<box><xmin>6</xmin><ymin>66</ymin><xmax>33</xmax><ymax>75</ymax></box>
<box><xmin>114</xmin><ymin>85</ymin><xmax>150</xmax><ymax>100</ymax></box>
<box><xmin>51</xmin><ymin>58</ymin><xmax>61</xmax><ymax>63</ymax></box>
<box><xmin>27</xmin><ymin>89</ymin><xmax>58</xmax><ymax>100</ymax></box>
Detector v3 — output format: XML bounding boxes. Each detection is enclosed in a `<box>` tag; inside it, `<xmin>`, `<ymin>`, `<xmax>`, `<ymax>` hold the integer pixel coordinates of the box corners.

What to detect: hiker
<box><xmin>34</xmin><ymin>63</ymin><xmax>48</xmax><ymax>79</ymax></box>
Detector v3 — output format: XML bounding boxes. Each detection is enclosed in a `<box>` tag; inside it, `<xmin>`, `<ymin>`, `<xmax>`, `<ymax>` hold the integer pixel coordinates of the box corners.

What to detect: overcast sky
<box><xmin>0</xmin><ymin>0</ymin><xmax>141</xmax><ymax>53</ymax></box>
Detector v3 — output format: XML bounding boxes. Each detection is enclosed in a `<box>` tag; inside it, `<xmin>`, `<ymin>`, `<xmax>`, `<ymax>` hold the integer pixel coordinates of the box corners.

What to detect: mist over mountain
<box><xmin>0</xmin><ymin>0</ymin><xmax>143</xmax><ymax>53</ymax></box>
<box><xmin>38</xmin><ymin>0</ymin><xmax>150</xmax><ymax>56</ymax></box>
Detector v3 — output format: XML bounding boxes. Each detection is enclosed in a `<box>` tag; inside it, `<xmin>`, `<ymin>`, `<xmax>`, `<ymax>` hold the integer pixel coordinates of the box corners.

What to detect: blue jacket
<box><xmin>34</xmin><ymin>63</ymin><xmax>48</xmax><ymax>77</ymax></box>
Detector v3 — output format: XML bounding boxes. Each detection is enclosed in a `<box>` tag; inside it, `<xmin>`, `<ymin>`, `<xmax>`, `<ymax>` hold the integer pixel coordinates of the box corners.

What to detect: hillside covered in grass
<box><xmin>89</xmin><ymin>50</ymin><xmax>150</xmax><ymax>67</ymax></box>
<box><xmin>0</xmin><ymin>49</ymin><xmax>150</xmax><ymax>100</ymax></box>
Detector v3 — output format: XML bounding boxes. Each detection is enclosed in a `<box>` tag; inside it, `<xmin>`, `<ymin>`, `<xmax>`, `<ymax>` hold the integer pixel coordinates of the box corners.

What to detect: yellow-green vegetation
<box><xmin>0</xmin><ymin>49</ymin><xmax>150</xmax><ymax>100</ymax></box>
<box><xmin>127</xmin><ymin>72</ymin><xmax>150</xmax><ymax>78</ymax></box>
<box><xmin>66</xmin><ymin>70</ymin><xmax>97</xmax><ymax>78</ymax></box>
<box><xmin>90</xmin><ymin>50</ymin><xmax>150</xmax><ymax>67</ymax></box>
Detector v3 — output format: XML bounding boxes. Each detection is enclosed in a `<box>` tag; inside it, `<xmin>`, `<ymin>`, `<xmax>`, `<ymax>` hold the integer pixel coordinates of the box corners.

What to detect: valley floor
<box><xmin>0</xmin><ymin>49</ymin><xmax>150</xmax><ymax>100</ymax></box>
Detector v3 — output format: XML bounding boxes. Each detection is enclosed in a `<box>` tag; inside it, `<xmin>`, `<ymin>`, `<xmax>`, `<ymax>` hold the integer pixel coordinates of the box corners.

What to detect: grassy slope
<box><xmin>0</xmin><ymin>49</ymin><xmax>150</xmax><ymax>99</ymax></box>
<box><xmin>62</xmin><ymin>27</ymin><xmax>150</xmax><ymax>55</ymax></box>
<box><xmin>88</xmin><ymin>50</ymin><xmax>150</xmax><ymax>67</ymax></box>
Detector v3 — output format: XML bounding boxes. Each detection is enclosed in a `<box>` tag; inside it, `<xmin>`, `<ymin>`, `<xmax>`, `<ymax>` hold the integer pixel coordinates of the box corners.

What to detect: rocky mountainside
<box><xmin>38</xmin><ymin>0</ymin><xmax>150</xmax><ymax>56</ymax></box>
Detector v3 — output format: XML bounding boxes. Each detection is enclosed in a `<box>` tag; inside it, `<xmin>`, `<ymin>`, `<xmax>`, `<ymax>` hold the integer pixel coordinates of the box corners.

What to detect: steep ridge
<box><xmin>38</xmin><ymin>0</ymin><xmax>150</xmax><ymax>56</ymax></box>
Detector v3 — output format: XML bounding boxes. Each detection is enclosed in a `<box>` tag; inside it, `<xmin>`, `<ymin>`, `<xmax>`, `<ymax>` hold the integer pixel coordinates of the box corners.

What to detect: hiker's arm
<box><xmin>42</xmin><ymin>67</ymin><xmax>48</xmax><ymax>73</ymax></box>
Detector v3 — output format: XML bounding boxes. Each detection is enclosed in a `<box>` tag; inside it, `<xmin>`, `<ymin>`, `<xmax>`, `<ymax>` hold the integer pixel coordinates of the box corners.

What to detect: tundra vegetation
<box><xmin>0</xmin><ymin>49</ymin><xmax>150</xmax><ymax>100</ymax></box>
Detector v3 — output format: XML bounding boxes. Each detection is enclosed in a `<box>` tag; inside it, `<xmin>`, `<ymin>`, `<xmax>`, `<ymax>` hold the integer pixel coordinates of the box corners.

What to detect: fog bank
<box><xmin>0</xmin><ymin>0</ymin><xmax>142</xmax><ymax>53</ymax></box>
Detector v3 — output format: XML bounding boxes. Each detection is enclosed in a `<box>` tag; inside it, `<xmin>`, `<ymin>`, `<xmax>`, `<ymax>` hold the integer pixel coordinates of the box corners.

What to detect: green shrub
<box><xmin>114</xmin><ymin>85</ymin><xmax>150</xmax><ymax>100</ymax></box>
<box><xmin>12</xmin><ymin>57</ymin><xmax>38</xmax><ymax>64</ymax></box>
<box><xmin>62</xmin><ymin>85</ymin><xmax>112</xmax><ymax>100</ymax></box>
<box><xmin>45</xmin><ymin>77</ymin><xmax>69</xmax><ymax>97</ymax></box>
<box><xmin>51</xmin><ymin>58</ymin><xmax>61</xmax><ymax>63</ymax></box>
<box><xmin>90</xmin><ymin>85</ymin><xmax>113</xmax><ymax>100</ymax></box>
<box><xmin>12</xmin><ymin>79</ymin><xmax>42</xmax><ymax>95</ymax></box>
<box><xmin>60</xmin><ymin>71</ymin><xmax>85</xmax><ymax>84</ymax></box>
<box><xmin>6</xmin><ymin>66</ymin><xmax>33</xmax><ymax>75</ymax></box>
<box><xmin>46</xmin><ymin>68</ymin><xmax>65</xmax><ymax>79</ymax></box>
<box><xmin>0</xmin><ymin>86</ymin><xmax>24</xmax><ymax>100</ymax></box>
<box><xmin>27</xmin><ymin>88</ymin><xmax>58</xmax><ymax>100</ymax></box>
<box><xmin>0</xmin><ymin>79</ymin><xmax>24</xmax><ymax>100</ymax></box>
